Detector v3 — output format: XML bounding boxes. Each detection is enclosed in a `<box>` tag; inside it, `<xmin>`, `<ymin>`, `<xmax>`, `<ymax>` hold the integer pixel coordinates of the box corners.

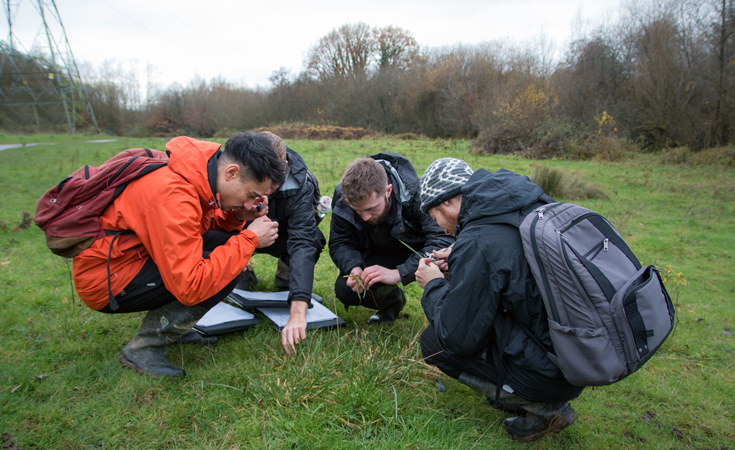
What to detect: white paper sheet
<box><xmin>196</xmin><ymin>302</ymin><xmax>257</xmax><ymax>327</ymax></box>
<box><xmin>257</xmin><ymin>301</ymin><xmax>341</xmax><ymax>328</ymax></box>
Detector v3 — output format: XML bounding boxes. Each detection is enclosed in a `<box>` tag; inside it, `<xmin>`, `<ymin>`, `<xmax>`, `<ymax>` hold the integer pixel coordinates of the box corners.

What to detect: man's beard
<box><xmin>366</xmin><ymin>195</ymin><xmax>391</xmax><ymax>226</ymax></box>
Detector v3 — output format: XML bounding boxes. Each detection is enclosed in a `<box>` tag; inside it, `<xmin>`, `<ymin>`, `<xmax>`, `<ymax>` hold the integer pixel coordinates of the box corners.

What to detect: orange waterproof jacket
<box><xmin>73</xmin><ymin>136</ymin><xmax>259</xmax><ymax>310</ymax></box>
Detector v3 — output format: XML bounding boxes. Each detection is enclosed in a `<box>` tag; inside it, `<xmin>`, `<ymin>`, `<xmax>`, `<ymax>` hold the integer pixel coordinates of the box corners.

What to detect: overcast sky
<box><xmin>2</xmin><ymin>0</ymin><xmax>623</xmax><ymax>89</ymax></box>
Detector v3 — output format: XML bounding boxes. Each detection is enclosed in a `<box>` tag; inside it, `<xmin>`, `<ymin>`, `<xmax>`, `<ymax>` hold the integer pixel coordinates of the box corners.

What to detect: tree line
<box><xmin>2</xmin><ymin>0</ymin><xmax>734</xmax><ymax>154</ymax></box>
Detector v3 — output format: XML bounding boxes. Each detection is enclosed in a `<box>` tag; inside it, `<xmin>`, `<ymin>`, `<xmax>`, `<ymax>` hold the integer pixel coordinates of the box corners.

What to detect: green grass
<box><xmin>1</xmin><ymin>134</ymin><xmax>734</xmax><ymax>449</ymax></box>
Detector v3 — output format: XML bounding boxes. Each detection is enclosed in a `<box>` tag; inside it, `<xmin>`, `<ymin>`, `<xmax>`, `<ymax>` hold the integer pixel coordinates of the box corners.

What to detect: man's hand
<box><xmin>282</xmin><ymin>301</ymin><xmax>308</xmax><ymax>355</ymax></box>
<box><xmin>432</xmin><ymin>246</ymin><xmax>452</xmax><ymax>271</ymax></box>
<box><xmin>246</xmin><ymin>216</ymin><xmax>278</xmax><ymax>248</ymax></box>
<box><xmin>345</xmin><ymin>266</ymin><xmax>365</xmax><ymax>294</ymax></box>
<box><xmin>362</xmin><ymin>265</ymin><xmax>401</xmax><ymax>288</ymax></box>
<box><xmin>416</xmin><ymin>258</ymin><xmax>444</xmax><ymax>288</ymax></box>
<box><xmin>233</xmin><ymin>196</ymin><xmax>269</xmax><ymax>222</ymax></box>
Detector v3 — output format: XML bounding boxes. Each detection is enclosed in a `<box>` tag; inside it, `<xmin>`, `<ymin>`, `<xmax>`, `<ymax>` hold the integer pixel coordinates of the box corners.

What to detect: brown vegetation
<box><xmin>4</xmin><ymin>0</ymin><xmax>735</xmax><ymax>161</ymax></box>
<box><xmin>253</xmin><ymin>123</ymin><xmax>379</xmax><ymax>140</ymax></box>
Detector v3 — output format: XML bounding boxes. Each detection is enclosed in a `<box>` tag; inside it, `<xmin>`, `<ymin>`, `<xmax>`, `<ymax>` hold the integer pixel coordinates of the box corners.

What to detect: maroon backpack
<box><xmin>35</xmin><ymin>148</ymin><xmax>169</xmax><ymax>258</ymax></box>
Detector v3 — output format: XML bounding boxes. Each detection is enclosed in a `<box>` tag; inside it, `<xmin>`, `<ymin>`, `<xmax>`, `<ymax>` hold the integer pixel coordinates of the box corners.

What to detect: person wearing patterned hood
<box><xmin>415</xmin><ymin>158</ymin><xmax>584</xmax><ymax>442</ymax></box>
<box><xmin>329</xmin><ymin>154</ymin><xmax>454</xmax><ymax>325</ymax></box>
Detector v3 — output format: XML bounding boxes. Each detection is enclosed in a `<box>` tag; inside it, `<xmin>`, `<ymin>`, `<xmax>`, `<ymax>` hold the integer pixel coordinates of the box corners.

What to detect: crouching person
<box><xmin>237</xmin><ymin>132</ymin><xmax>326</xmax><ymax>355</ymax></box>
<box><xmin>73</xmin><ymin>132</ymin><xmax>284</xmax><ymax>377</ymax></box>
<box><xmin>415</xmin><ymin>158</ymin><xmax>584</xmax><ymax>442</ymax></box>
<box><xmin>329</xmin><ymin>154</ymin><xmax>454</xmax><ymax>325</ymax></box>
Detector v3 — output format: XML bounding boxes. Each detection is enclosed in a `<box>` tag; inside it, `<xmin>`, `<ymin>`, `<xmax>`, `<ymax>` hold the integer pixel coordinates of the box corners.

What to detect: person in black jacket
<box><xmin>329</xmin><ymin>154</ymin><xmax>454</xmax><ymax>325</ymax></box>
<box><xmin>415</xmin><ymin>158</ymin><xmax>584</xmax><ymax>442</ymax></box>
<box><xmin>238</xmin><ymin>132</ymin><xmax>326</xmax><ymax>354</ymax></box>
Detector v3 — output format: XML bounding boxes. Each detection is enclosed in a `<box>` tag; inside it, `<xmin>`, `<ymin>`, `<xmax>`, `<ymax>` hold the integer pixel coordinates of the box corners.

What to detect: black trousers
<box><xmin>421</xmin><ymin>324</ymin><xmax>584</xmax><ymax>404</ymax></box>
<box><xmin>99</xmin><ymin>231</ymin><xmax>240</xmax><ymax>314</ymax></box>
<box><xmin>334</xmin><ymin>251</ymin><xmax>409</xmax><ymax>309</ymax></box>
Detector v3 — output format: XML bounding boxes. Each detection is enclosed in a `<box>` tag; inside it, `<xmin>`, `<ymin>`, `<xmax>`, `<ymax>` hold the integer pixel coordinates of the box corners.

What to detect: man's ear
<box><xmin>385</xmin><ymin>183</ymin><xmax>393</xmax><ymax>197</ymax></box>
<box><xmin>226</xmin><ymin>164</ymin><xmax>241</xmax><ymax>182</ymax></box>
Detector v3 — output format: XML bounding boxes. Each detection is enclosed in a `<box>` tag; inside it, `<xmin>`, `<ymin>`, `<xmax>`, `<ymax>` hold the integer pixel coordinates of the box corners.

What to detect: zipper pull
<box><xmin>603</xmin><ymin>238</ymin><xmax>609</xmax><ymax>252</ymax></box>
<box><xmin>539</xmin><ymin>210</ymin><xmax>544</xmax><ymax>219</ymax></box>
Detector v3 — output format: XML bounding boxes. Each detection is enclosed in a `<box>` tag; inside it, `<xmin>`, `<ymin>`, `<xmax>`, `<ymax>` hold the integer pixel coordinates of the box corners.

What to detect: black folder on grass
<box><xmin>228</xmin><ymin>289</ymin><xmax>323</xmax><ymax>309</ymax></box>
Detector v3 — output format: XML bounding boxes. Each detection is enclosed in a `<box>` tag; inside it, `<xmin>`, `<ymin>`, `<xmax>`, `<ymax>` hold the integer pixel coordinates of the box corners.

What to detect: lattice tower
<box><xmin>0</xmin><ymin>0</ymin><xmax>98</xmax><ymax>134</ymax></box>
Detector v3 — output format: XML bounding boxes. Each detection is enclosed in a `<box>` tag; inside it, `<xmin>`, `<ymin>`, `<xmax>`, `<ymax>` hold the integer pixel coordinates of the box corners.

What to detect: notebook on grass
<box><xmin>228</xmin><ymin>289</ymin><xmax>323</xmax><ymax>309</ymax></box>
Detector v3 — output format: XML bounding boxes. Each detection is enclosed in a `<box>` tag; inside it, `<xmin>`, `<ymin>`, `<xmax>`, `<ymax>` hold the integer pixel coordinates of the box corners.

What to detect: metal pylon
<box><xmin>0</xmin><ymin>0</ymin><xmax>99</xmax><ymax>134</ymax></box>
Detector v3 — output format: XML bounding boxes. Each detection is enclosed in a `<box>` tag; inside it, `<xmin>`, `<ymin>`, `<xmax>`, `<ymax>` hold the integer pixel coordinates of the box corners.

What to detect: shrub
<box><xmin>472</xmin><ymin>118</ymin><xmax>582</xmax><ymax>158</ymax></box>
<box><xmin>213</xmin><ymin>129</ymin><xmax>238</xmax><ymax>139</ymax></box>
<box><xmin>660</xmin><ymin>146</ymin><xmax>735</xmax><ymax>169</ymax></box>
<box><xmin>394</xmin><ymin>132</ymin><xmax>420</xmax><ymax>140</ymax></box>
<box><xmin>592</xmin><ymin>136</ymin><xmax>636</xmax><ymax>162</ymax></box>
<box><xmin>254</xmin><ymin>123</ymin><xmax>380</xmax><ymax>140</ymax></box>
<box><xmin>471</xmin><ymin>127</ymin><xmax>525</xmax><ymax>155</ymax></box>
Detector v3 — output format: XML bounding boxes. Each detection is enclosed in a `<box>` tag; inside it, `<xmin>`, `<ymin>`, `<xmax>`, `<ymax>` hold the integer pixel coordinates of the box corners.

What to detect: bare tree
<box><xmin>307</xmin><ymin>23</ymin><xmax>374</xmax><ymax>79</ymax></box>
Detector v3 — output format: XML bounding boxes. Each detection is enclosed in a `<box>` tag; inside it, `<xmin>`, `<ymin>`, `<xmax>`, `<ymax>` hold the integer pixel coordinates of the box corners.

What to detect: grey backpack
<box><xmin>516</xmin><ymin>202</ymin><xmax>676</xmax><ymax>386</ymax></box>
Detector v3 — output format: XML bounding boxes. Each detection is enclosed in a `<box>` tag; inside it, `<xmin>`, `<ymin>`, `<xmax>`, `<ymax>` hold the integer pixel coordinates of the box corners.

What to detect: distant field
<box><xmin>0</xmin><ymin>134</ymin><xmax>733</xmax><ymax>449</ymax></box>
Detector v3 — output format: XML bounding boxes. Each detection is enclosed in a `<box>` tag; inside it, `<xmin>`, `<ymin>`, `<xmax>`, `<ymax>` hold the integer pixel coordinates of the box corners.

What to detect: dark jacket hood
<box><xmin>459</xmin><ymin>168</ymin><xmax>545</xmax><ymax>228</ymax></box>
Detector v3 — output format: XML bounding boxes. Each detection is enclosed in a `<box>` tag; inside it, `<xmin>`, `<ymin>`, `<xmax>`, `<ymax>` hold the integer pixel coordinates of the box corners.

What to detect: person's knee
<box><xmin>334</xmin><ymin>276</ymin><xmax>358</xmax><ymax>305</ymax></box>
<box><xmin>420</xmin><ymin>325</ymin><xmax>442</xmax><ymax>362</ymax></box>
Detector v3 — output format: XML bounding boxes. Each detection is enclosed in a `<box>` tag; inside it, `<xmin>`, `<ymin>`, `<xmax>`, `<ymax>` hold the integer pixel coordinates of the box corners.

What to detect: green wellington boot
<box><xmin>119</xmin><ymin>301</ymin><xmax>209</xmax><ymax>378</ymax></box>
<box><xmin>178</xmin><ymin>330</ymin><xmax>219</xmax><ymax>346</ymax></box>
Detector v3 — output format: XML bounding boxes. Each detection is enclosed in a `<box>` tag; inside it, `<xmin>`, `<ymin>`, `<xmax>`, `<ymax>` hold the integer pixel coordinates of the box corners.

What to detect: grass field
<box><xmin>0</xmin><ymin>134</ymin><xmax>733</xmax><ymax>449</ymax></box>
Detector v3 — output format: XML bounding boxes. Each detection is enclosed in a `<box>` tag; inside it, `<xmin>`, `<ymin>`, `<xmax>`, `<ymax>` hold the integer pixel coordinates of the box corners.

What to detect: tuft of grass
<box><xmin>530</xmin><ymin>165</ymin><xmax>609</xmax><ymax>200</ymax></box>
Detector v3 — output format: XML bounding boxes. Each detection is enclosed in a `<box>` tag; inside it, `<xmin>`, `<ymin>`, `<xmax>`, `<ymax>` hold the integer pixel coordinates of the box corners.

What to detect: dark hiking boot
<box><xmin>457</xmin><ymin>373</ymin><xmax>527</xmax><ymax>416</ymax></box>
<box><xmin>236</xmin><ymin>269</ymin><xmax>259</xmax><ymax>291</ymax></box>
<box><xmin>178</xmin><ymin>330</ymin><xmax>219</xmax><ymax>346</ymax></box>
<box><xmin>119</xmin><ymin>302</ymin><xmax>209</xmax><ymax>378</ymax></box>
<box><xmin>274</xmin><ymin>256</ymin><xmax>290</xmax><ymax>291</ymax></box>
<box><xmin>367</xmin><ymin>286</ymin><xmax>406</xmax><ymax>325</ymax></box>
<box><xmin>503</xmin><ymin>401</ymin><xmax>578</xmax><ymax>442</ymax></box>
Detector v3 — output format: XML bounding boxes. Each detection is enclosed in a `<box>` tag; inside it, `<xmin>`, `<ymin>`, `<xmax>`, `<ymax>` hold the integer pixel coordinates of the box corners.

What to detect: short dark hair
<box><xmin>341</xmin><ymin>157</ymin><xmax>388</xmax><ymax>206</ymax></box>
<box><xmin>223</xmin><ymin>131</ymin><xmax>285</xmax><ymax>186</ymax></box>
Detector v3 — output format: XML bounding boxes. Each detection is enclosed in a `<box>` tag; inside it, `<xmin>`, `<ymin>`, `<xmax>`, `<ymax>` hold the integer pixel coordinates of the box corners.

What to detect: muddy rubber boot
<box><xmin>119</xmin><ymin>302</ymin><xmax>209</xmax><ymax>378</ymax></box>
<box><xmin>235</xmin><ymin>269</ymin><xmax>258</xmax><ymax>291</ymax></box>
<box><xmin>367</xmin><ymin>286</ymin><xmax>406</xmax><ymax>325</ymax></box>
<box><xmin>503</xmin><ymin>401</ymin><xmax>578</xmax><ymax>442</ymax></box>
<box><xmin>177</xmin><ymin>330</ymin><xmax>219</xmax><ymax>347</ymax></box>
<box><xmin>457</xmin><ymin>373</ymin><xmax>527</xmax><ymax>416</ymax></box>
<box><xmin>274</xmin><ymin>256</ymin><xmax>290</xmax><ymax>291</ymax></box>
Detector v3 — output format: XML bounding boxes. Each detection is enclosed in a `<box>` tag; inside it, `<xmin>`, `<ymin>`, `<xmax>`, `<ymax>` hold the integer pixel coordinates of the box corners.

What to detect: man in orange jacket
<box><xmin>73</xmin><ymin>131</ymin><xmax>285</xmax><ymax>377</ymax></box>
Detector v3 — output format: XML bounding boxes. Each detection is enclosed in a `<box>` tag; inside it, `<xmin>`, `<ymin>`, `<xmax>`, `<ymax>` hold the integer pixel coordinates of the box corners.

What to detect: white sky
<box><xmin>2</xmin><ymin>0</ymin><xmax>623</xmax><ymax>89</ymax></box>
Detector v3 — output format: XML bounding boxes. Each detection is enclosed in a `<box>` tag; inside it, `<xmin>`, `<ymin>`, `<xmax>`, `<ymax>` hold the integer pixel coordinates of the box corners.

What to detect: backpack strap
<box><xmin>104</xmin><ymin>230</ymin><xmax>134</xmax><ymax>311</ymax></box>
<box><xmin>486</xmin><ymin>194</ymin><xmax>559</xmax><ymax>389</ymax></box>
